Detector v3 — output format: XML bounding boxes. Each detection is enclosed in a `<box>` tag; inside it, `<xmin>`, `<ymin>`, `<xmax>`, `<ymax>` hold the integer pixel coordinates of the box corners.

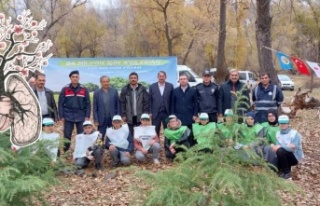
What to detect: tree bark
<box><xmin>255</xmin><ymin>0</ymin><xmax>278</xmax><ymax>84</ymax></box>
<box><xmin>216</xmin><ymin>0</ymin><xmax>229</xmax><ymax>84</ymax></box>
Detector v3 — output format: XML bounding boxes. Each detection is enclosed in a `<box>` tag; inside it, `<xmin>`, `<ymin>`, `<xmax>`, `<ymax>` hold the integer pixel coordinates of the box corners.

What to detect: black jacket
<box><xmin>196</xmin><ymin>82</ymin><xmax>219</xmax><ymax>114</ymax></box>
<box><xmin>120</xmin><ymin>83</ymin><xmax>149</xmax><ymax>124</ymax></box>
<box><xmin>34</xmin><ymin>87</ymin><xmax>59</xmax><ymax>121</ymax></box>
<box><xmin>218</xmin><ymin>80</ymin><xmax>250</xmax><ymax>115</ymax></box>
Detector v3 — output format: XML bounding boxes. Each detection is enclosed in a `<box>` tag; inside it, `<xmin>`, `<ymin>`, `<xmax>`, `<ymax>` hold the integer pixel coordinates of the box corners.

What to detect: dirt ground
<box><xmin>45</xmin><ymin>74</ymin><xmax>320</xmax><ymax>206</ymax></box>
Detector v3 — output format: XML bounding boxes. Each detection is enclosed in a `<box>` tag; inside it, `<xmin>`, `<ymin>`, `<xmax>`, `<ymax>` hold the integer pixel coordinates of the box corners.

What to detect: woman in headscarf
<box><xmin>261</xmin><ymin>109</ymin><xmax>280</xmax><ymax>144</ymax></box>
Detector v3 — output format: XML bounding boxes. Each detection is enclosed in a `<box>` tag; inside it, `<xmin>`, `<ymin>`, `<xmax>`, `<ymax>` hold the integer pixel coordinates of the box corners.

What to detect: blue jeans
<box><xmin>64</xmin><ymin>120</ymin><xmax>84</xmax><ymax>151</ymax></box>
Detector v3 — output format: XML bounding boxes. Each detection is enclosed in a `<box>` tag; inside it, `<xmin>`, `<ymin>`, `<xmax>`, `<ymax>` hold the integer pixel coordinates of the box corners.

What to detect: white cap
<box><xmin>141</xmin><ymin>113</ymin><xmax>150</xmax><ymax>119</ymax></box>
<box><xmin>42</xmin><ymin>118</ymin><xmax>54</xmax><ymax>126</ymax></box>
<box><xmin>83</xmin><ymin>120</ymin><xmax>93</xmax><ymax>127</ymax></box>
<box><xmin>112</xmin><ymin>115</ymin><xmax>122</xmax><ymax>121</ymax></box>
<box><xmin>224</xmin><ymin>109</ymin><xmax>234</xmax><ymax>116</ymax></box>
<box><xmin>278</xmin><ymin>115</ymin><xmax>290</xmax><ymax>124</ymax></box>
<box><xmin>168</xmin><ymin>114</ymin><xmax>177</xmax><ymax>119</ymax></box>
<box><xmin>199</xmin><ymin>113</ymin><xmax>209</xmax><ymax>120</ymax></box>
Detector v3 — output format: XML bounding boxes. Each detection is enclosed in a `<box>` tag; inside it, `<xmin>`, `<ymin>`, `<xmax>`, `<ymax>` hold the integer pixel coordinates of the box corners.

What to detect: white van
<box><xmin>239</xmin><ymin>70</ymin><xmax>258</xmax><ymax>87</ymax></box>
<box><xmin>177</xmin><ymin>65</ymin><xmax>202</xmax><ymax>87</ymax></box>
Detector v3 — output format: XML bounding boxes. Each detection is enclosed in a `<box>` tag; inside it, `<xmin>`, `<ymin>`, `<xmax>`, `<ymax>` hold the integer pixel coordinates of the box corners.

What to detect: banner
<box><xmin>43</xmin><ymin>57</ymin><xmax>177</xmax><ymax>92</ymax></box>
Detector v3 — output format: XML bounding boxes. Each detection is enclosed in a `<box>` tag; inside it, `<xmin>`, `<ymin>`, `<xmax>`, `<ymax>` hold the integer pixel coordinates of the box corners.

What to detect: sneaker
<box><xmin>280</xmin><ymin>172</ymin><xmax>292</xmax><ymax>180</ymax></box>
<box><xmin>95</xmin><ymin>163</ymin><xmax>103</xmax><ymax>171</ymax></box>
<box><xmin>153</xmin><ymin>159</ymin><xmax>160</xmax><ymax>164</ymax></box>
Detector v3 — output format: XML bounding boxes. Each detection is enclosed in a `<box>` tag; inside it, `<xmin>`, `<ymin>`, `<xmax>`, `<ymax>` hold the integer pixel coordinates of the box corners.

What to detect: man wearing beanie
<box><xmin>58</xmin><ymin>70</ymin><xmax>91</xmax><ymax>152</ymax></box>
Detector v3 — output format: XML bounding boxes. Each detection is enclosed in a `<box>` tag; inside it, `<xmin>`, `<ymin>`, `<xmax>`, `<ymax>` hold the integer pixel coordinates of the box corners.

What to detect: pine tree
<box><xmin>135</xmin><ymin>86</ymin><xmax>297</xmax><ymax>205</ymax></box>
<box><xmin>0</xmin><ymin>131</ymin><xmax>67</xmax><ymax>206</ymax></box>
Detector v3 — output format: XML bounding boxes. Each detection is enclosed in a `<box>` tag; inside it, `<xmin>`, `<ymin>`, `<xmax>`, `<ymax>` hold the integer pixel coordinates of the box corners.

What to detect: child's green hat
<box><xmin>224</xmin><ymin>109</ymin><xmax>234</xmax><ymax>117</ymax></box>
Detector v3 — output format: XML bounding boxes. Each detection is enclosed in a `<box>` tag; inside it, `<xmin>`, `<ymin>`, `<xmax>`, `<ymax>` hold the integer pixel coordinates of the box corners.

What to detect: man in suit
<box><xmin>172</xmin><ymin>74</ymin><xmax>198</xmax><ymax>145</ymax></box>
<box><xmin>33</xmin><ymin>73</ymin><xmax>58</xmax><ymax>121</ymax></box>
<box><xmin>218</xmin><ymin>69</ymin><xmax>250</xmax><ymax>119</ymax></box>
<box><xmin>149</xmin><ymin>71</ymin><xmax>173</xmax><ymax>136</ymax></box>
<box><xmin>93</xmin><ymin>75</ymin><xmax>119</xmax><ymax>139</ymax></box>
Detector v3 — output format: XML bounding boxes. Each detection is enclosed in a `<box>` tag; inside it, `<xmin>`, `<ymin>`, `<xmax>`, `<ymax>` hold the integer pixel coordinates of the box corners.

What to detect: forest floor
<box><xmin>45</xmin><ymin>74</ymin><xmax>320</xmax><ymax>206</ymax></box>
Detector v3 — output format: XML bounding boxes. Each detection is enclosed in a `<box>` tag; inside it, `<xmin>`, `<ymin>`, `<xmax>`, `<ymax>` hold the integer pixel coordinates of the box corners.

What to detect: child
<box><xmin>261</xmin><ymin>109</ymin><xmax>280</xmax><ymax>144</ymax></box>
<box><xmin>40</xmin><ymin>118</ymin><xmax>60</xmax><ymax>162</ymax></box>
<box><xmin>217</xmin><ymin>109</ymin><xmax>241</xmax><ymax>146</ymax></box>
<box><xmin>238</xmin><ymin>111</ymin><xmax>264</xmax><ymax>148</ymax></box>
<box><xmin>73</xmin><ymin>121</ymin><xmax>104</xmax><ymax>171</ymax></box>
<box><xmin>192</xmin><ymin>113</ymin><xmax>217</xmax><ymax>150</ymax></box>
<box><xmin>105</xmin><ymin>115</ymin><xmax>133</xmax><ymax>167</ymax></box>
<box><xmin>134</xmin><ymin>113</ymin><xmax>161</xmax><ymax>164</ymax></box>
<box><xmin>164</xmin><ymin>115</ymin><xmax>191</xmax><ymax>161</ymax></box>
<box><xmin>271</xmin><ymin>115</ymin><xmax>304</xmax><ymax>179</ymax></box>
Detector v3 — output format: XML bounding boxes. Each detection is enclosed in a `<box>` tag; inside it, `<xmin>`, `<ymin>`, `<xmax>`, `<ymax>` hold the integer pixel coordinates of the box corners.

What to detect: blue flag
<box><xmin>276</xmin><ymin>52</ymin><xmax>292</xmax><ymax>70</ymax></box>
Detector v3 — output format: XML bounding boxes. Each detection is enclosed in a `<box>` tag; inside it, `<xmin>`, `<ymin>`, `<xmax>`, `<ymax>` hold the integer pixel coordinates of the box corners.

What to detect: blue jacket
<box><xmin>196</xmin><ymin>82</ymin><xmax>219</xmax><ymax>114</ymax></box>
<box><xmin>58</xmin><ymin>84</ymin><xmax>91</xmax><ymax>122</ymax></box>
<box><xmin>149</xmin><ymin>82</ymin><xmax>173</xmax><ymax>118</ymax></box>
<box><xmin>218</xmin><ymin>80</ymin><xmax>250</xmax><ymax>115</ymax></box>
<box><xmin>252</xmin><ymin>83</ymin><xmax>283</xmax><ymax>111</ymax></box>
<box><xmin>93</xmin><ymin>87</ymin><xmax>119</xmax><ymax>125</ymax></box>
<box><xmin>171</xmin><ymin>85</ymin><xmax>198</xmax><ymax>126</ymax></box>
<box><xmin>276</xmin><ymin>128</ymin><xmax>304</xmax><ymax>162</ymax></box>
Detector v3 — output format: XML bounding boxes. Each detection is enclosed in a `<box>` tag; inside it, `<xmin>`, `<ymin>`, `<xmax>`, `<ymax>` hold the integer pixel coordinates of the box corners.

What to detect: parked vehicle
<box><xmin>278</xmin><ymin>74</ymin><xmax>294</xmax><ymax>91</ymax></box>
<box><xmin>177</xmin><ymin>65</ymin><xmax>202</xmax><ymax>87</ymax></box>
<box><xmin>239</xmin><ymin>70</ymin><xmax>258</xmax><ymax>87</ymax></box>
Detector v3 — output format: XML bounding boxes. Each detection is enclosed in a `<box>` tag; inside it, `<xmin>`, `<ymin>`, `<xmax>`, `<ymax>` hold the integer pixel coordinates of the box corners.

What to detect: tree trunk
<box><xmin>182</xmin><ymin>38</ymin><xmax>195</xmax><ymax>64</ymax></box>
<box><xmin>216</xmin><ymin>0</ymin><xmax>229</xmax><ymax>84</ymax></box>
<box><xmin>255</xmin><ymin>0</ymin><xmax>278</xmax><ymax>84</ymax></box>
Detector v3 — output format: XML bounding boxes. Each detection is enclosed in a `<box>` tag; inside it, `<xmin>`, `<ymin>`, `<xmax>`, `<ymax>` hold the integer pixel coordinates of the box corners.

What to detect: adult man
<box><xmin>149</xmin><ymin>71</ymin><xmax>173</xmax><ymax>136</ymax></box>
<box><xmin>196</xmin><ymin>70</ymin><xmax>219</xmax><ymax>122</ymax></box>
<box><xmin>172</xmin><ymin>74</ymin><xmax>198</xmax><ymax>130</ymax></box>
<box><xmin>120</xmin><ymin>72</ymin><xmax>149</xmax><ymax>136</ymax></box>
<box><xmin>252</xmin><ymin>73</ymin><xmax>283</xmax><ymax>123</ymax></box>
<box><xmin>58</xmin><ymin>70</ymin><xmax>91</xmax><ymax>151</ymax></box>
<box><xmin>218</xmin><ymin>69</ymin><xmax>250</xmax><ymax>118</ymax></box>
<box><xmin>28</xmin><ymin>76</ymin><xmax>35</xmax><ymax>88</ymax></box>
<box><xmin>93</xmin><ymin>75</ymin><xmax>119</xmax><ymax>139</ymax></box>
<box><xmin>33</xmin><ymin>73</ymin><xmax>58</xmax><ymax>121</ymax></box>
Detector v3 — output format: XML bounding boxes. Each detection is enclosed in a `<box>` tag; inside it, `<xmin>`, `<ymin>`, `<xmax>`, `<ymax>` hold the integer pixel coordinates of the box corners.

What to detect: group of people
<box><xmin>29</xmin><ymin>68</ymin><xmax>303</xmax><ymax>179</ymax></box>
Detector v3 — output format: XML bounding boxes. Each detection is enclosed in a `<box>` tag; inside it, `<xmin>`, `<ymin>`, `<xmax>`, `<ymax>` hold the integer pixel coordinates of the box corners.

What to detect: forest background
<box><xmin>1</xmin><ymin>0</ymin><xmax>320</xmax><ymax>83</ymax></box>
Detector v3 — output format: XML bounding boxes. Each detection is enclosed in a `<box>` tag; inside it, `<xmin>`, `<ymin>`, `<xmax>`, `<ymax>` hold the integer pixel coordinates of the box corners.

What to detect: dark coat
<box><xmin>218</xmin><ymin>80</ymin><xmax>250</xmax><ymax>115</ymax></box>
<box><xmin>171</xmin><ymin>85</ymin><xmax>198</xmax><ymax>126</ymax></box>
<box><xmin>58</xmin><ymin>84</ymin><xmax>91</xmax><ymax>122</ymax></box>
<box><xmin>149</xmin><ymin>82</ymin><xmax>173</xmax><ymax>118</ymax></box>
<box><xmin>93</xmin><ymin>87</ymin><xmax>119</xmax><ymax>125</ymax></box>
<box><xmin>34</xmin><ymin>87</ymin><xmax>59</xmax><ymax>121</ymax></box>
<box><xmin>120</xmin><ymin>83</ymin><xmax>149</xmax><ymax>124</ymax></box>
<box><xmin>196</xmin><ymin>82</ymin><xmax>219</xmax><ymax>114</ymax></box>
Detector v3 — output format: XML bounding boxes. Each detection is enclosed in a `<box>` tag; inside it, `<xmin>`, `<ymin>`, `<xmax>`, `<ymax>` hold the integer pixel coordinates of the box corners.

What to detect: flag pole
<box><xmin>261</xmin><ymin>46</ymin><xmax>292</xmax><ymax>56</ymax></box>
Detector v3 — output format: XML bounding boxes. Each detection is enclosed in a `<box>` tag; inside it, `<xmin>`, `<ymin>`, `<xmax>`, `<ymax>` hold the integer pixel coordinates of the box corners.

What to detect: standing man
<box><xmin>120</xmin><ymin>72</ymin><xmax>149</xmax><ymax>136</ymax></box>
<box><xmin>172</xmin><ymin>74</ymin><xmax>198</xmax><ymax>130</ymax></box>
<box><xmin>93</xmin><ymin>75</ymin><xmax>119</xmax><ymax>139</ymax></box>
<box><xmin>218</xmin><ymin>69</ymin><xmax>250</xmax><ymax>118</ymax></box>
<box><xmin>196</xmin><ymin>70</ymin><xmax>219</xmax><ymax>122</ymax></box>
<box><xmin>33</xmin><ymin>73</ymin><xmax>58</xmax><ymax>122</ymax></box>
<box><xmin>149</xmin><ymin>71</ymin><xmax>173</xmax><ymax>136</ymax></box>
<box><xmin>58</xmin><ymin>70</ymin><xmax>91</xmax><ymax>151</ymax></box>
<box><xmin>252</xmin><ymin>73</ymin><xmax>283</xmax><ymax>123</ymax></box>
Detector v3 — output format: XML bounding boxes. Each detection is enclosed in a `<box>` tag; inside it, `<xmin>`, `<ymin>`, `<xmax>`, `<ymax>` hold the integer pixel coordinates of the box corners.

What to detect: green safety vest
<box><xmin>217</xmin><ymin>123</ymin><xmax>241</xmax><ymax>140</ymax></box>
<box><xmin>192</xmin><ymin>122</ymin><xmax>216</xmax><ymax>148</ymax></box>
<box><xmin>239</xmin><ymin>123</ymin><xmax>263</xmax><ymax>145</ymax></box>
<box><xmin>261</xmin><ymin>122</ymin><xmax>279</xmax><ymax>144</ymax></box>
<box><xmin>164</xmin><ymin>126</ymin><xmax>188</xmax><ymax>143</ymax></box>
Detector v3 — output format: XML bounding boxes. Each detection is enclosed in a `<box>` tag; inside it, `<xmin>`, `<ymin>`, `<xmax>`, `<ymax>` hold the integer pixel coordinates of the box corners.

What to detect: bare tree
<box><xmin>216</xmin><ymin>0</ymin><xmax>229</xmax><ymax>84</ymax></box>
<box><xmin>255</xmin><ymin>0</ymin><xmax>278</xmax><ymax>83</ymax></box>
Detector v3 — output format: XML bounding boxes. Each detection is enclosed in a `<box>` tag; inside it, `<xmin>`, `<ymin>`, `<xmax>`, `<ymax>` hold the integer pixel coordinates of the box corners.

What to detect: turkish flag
<box><xmin>291</xmin><ymin>57</ymin><xmax>310</xmax><ymax>76</ymax></box>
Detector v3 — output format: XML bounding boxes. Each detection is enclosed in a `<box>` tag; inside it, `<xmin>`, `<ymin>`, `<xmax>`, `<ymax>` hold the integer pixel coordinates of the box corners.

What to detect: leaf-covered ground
<box><xmin>44</xmin><ymin>108</ymin><xmax>320</xmax><ymax>206</ymax></box>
